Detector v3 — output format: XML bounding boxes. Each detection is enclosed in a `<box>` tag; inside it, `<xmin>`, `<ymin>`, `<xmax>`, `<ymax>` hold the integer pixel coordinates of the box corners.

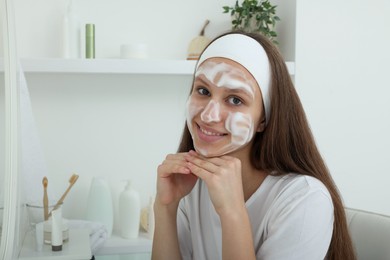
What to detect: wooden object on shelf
<box><xmin>187</xmin><ymin>20</ymin><xmax>211</xmax><ymax>60</ymax></box>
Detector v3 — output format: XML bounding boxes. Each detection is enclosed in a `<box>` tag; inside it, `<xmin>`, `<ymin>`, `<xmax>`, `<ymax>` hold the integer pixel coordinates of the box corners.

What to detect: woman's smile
<box><xmin>196</xmin><ymin>123</ymin><xmax>227</xmax><ymax>143</ymax></box>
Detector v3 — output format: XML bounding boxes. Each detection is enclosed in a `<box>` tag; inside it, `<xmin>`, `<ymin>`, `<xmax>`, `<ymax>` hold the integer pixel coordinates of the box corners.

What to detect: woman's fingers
<box><xmin>185</xmin><ymin>153</ymin><xmax>219</xmax><ymax>173</ymax></box>
<box><xmin>186</xmin><ymin>161</ymin><xmax>210</xmax><ymax>181</ymax></box>
<box><xmin>158</xmin><ymin>162</ymin><xmax>190</xmax><ymax>177</ymax></box>
<box><xmin>158</xmin><ymin>153</ymin><xmax>191</xmax><ymax>177</ymax></box>
<box><xmin>155</xmin><ymin>152</ymin><xmax>201</xmax><ymax>207</ymax></box>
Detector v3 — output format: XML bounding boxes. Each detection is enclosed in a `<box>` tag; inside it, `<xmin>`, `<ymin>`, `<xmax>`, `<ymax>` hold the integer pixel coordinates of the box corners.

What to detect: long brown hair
<box><xmin>178</xmin><ymin>31</ymin><xmax>356</xmax><ymax>260</ymax></box>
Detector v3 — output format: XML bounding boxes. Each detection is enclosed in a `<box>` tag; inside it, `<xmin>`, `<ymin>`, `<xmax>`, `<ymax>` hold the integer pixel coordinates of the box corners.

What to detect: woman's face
<box><xmin>186</xmin><ymin>57</ymin><xmax>265</xmax><ymax>157</ymax></box>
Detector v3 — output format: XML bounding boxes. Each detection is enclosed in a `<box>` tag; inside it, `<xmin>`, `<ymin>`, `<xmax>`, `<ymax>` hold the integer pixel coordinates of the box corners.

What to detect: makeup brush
<box><xmin>49</xmin><ymin>173</ymin><xmax>79</xmax><ymax>217</ymax></box>
<box><xmin>42</xmin><ymin>177</ymin><xmax>49</xmax><ymax>221</ymax></box>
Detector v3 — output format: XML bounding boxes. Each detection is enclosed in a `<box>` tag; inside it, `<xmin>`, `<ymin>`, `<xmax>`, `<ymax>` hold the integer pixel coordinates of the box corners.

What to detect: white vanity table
<box><xmin>94</xmin><ymin>232</ymin><xmax>152</xmax><ymax>260</ymax></box>
<box><xmin>18</xmin><ymin>229</ymin><xmax>91</xmax><ymax>260</ymax></box>
<box><xmin>18</xmin><ymin>227</ymin><xmax>153</xmax><ymax>260</ymax></box>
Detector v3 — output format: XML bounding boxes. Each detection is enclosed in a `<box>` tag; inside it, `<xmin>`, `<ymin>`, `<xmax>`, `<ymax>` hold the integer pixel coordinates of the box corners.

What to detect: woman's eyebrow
<box><xmin>194</xmin><ymin>76</ymin><xmax>210</xmax><ymax>86</ymax></box>
<box><xmin>195</xmin><ymin>76</ymin><xmax>254</xmax><ymax>99</ymax></box>
<box><xmin>224</xmin><ymin>88</ymin><xmax>253</xmax><ymax>99</ymax></box>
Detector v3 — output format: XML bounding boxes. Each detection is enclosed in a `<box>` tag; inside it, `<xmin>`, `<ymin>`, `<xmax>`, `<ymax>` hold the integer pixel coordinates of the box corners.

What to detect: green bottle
<box><xmin>85</xmin><ymin>24</ymin><xmax>95</xmax><ymax>58</ymax></box>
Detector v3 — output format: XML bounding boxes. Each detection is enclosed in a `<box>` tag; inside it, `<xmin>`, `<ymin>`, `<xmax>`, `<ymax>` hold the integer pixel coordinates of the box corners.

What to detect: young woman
<box><xmin>152</xmin><ymin>31</ymin><xmax>356</xmax><ymax>260</ymax></box>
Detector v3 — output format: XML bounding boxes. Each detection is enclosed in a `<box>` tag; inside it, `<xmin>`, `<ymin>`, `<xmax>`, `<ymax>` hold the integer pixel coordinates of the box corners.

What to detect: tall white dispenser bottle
<box><xmin>119</xmin><ymin>180</ymin><xmax>140</xmax><ymax>239</ymax></box>
<box><xmin>62</xmin><ymin>0</ymin><xmax>80</xmax><ymax>58</ymax></box>
<box><xmin>85</xmin><ymin>177</ymin><xmax>114</xmax><ymax>237</ymax></box>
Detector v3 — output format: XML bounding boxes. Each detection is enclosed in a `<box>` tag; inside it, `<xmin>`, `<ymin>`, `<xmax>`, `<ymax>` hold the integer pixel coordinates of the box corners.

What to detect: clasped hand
<box><xmin>156</xmin><ymin>150</ymin><xmax>245</xmax><ymax>216</ymax></box>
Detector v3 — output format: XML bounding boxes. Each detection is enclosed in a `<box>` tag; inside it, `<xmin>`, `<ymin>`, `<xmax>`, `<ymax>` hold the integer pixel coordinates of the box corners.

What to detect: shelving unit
<box><xmin>0</xmin><ymin>58</ymin><xmax>295</xmax><ymax>76</ymax></box>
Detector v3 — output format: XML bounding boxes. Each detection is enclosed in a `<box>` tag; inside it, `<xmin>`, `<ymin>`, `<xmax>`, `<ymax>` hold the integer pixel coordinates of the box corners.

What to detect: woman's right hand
<box><xmin>156</xmin><ymin>152</ymin><xmax>198</xmax><ymax>207</ymax></box>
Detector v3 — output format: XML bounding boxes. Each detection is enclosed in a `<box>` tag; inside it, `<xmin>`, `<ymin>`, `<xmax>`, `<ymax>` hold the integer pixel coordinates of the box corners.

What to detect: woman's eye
<box><xmin>197</xmin><ymin>87</ymin><xmax>210</xmax><ymax>96</ymax></box>
<box><xmin>228</xmin><ymin>96</ymin><xmax>243</xmax><ymax>106</ymax></box>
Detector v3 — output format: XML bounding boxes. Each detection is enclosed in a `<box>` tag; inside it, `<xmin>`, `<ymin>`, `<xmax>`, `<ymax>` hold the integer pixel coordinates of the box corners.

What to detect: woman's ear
<box><xmin>256</xmin><ymin>119</ymin><xmax>266</xmax><ymax>133</ymax></box>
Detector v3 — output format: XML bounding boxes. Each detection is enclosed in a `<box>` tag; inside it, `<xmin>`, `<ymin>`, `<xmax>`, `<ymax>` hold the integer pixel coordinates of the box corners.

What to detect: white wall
<box><xmin>296</xmin><ymin>0</ymin><xmax>390</xmax><ymax>215</ymax></box>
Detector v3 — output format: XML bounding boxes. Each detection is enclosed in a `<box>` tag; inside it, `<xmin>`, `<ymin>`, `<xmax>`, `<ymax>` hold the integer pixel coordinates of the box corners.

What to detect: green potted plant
<box><xmin>223</xmin><ymin>0</ymin><xmax>280</xmax><ymax>44</ymax></box>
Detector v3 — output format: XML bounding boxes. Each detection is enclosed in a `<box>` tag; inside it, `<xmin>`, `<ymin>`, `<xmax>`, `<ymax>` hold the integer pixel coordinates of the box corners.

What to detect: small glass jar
<box><xmin>43</xmin><ymin>218</ymin><xmax>69</xmax><ymax>244</ymax></box>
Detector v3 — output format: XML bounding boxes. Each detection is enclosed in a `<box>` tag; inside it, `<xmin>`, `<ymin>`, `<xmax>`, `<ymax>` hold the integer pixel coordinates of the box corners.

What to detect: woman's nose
<box><xmin>201</xmin><ymin>100</ymin><xmax>221</xmax><ymax>123</ymax></box>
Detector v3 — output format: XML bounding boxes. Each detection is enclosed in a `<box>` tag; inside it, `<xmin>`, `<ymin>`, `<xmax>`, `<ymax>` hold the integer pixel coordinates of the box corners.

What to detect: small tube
<box><xmin>51</xmin><ymin>207</ymin><xmax>63</xmax><ymax>251</ymax></box>
<box><xmin>35</xmin><ymin>221</ymin><xmax>44</xmax><ymax>251</ymax></box>
<box><xmin>85</xmin><ymin>24</ymin><xmax>95</xmax><ymax>59</ymax></box>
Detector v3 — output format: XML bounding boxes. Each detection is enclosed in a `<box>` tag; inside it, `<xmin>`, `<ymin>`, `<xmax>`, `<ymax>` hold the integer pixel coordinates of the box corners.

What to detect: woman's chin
<box><xmin>194</xmin><ymin>147</ymin><xmax>228</xmax><ymax>158</ymax></box>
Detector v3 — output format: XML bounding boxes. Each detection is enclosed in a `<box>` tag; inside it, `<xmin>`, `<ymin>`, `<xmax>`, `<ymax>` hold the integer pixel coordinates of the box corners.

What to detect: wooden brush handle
<box><xmin>43</xmin><ymin>189</ymin><xmax>49</xmax><ymax>221</ymax></box>
<box><xmin>48</xmin><ymin>183</ymin><xmax>73</xmax><ymax>217</ymax></box>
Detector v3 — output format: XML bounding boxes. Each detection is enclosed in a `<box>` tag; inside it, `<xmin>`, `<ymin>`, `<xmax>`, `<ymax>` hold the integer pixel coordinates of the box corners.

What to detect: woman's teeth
<box><xmin>200</xmin><ymin>127</ymin><xmax>224</xmax><ymax>136</ymax></box>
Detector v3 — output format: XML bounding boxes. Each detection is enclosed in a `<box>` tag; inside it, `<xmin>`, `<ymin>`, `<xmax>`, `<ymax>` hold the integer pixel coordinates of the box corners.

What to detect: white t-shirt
<box><xmin>177</xmin><ymin>173</ymin><xmax>334</xmax><ymax>260</ymax></box>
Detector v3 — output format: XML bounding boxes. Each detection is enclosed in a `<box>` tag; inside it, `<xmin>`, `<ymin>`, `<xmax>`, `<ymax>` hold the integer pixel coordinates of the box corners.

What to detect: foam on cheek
<box><xmin>186</xmin><ymin>97</ymin><xmax>203</xmax><ymax>136</ymax></box>
<box><xmin>186</xmin><ymin>97</ymin><xmax>210</xmax><ymax>156</ymax></box>
<box><xmin>225</xmin><ymin>112</ymin><xmax>254</xmax><ymax>146</ymax></box>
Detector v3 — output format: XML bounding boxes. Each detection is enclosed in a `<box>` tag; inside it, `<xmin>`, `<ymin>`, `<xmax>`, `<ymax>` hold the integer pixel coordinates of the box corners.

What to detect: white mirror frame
<box><xmin>0</xmin><ymin>0</ymin><xmax>22</xmax><ymax>258</ymax></box>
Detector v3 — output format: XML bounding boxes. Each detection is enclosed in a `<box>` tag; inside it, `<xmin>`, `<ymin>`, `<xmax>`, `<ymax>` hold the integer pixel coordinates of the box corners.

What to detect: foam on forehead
<box><xmin>197</xmin><ymin>33</ymin><xmax>271</xmax><ymax>124</ymax></box>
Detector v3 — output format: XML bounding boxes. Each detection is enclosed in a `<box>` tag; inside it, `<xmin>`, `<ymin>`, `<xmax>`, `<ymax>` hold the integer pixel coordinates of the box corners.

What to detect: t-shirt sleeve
<box><xmin>177</xmin><ymin>198</ymin><xmax>193</xmax><ymax>260</ymax></box>
<box><xmin>257</xmin><ymin>186</ymin><xmax>334</xmax><ymax>260</ymax></box>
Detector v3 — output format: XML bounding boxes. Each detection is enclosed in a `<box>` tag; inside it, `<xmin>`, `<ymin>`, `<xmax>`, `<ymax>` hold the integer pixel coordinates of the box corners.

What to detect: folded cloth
<box><xmin>68</xmin><ymin>220</ymin><xmax>108</xmax><ymax>254</ymax></box>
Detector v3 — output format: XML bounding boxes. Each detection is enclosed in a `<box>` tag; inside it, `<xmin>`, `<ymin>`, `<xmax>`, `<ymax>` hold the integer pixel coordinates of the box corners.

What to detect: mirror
<box><xmin>0</xmin><ymin>0</ymin><xmax>5</xmax><ymax>245</ymax></box>
<box><xmin>0</xmin><ymin>0</ymin><xmax>28</xmax><ymax>257</ymax></box>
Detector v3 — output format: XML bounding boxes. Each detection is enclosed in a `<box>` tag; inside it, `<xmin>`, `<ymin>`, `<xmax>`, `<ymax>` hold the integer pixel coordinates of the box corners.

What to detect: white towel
<box><xmin>68</xmin><ymin>219</ymin><xmax>108</xmax><ymax>254</ymax></box>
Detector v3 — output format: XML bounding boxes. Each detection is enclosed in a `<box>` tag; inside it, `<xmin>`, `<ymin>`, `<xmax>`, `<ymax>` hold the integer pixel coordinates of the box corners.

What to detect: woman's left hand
<box><xmin>184</xmin><ymin>150</ymin><xmax>245</xmax><ymax>217</ymax></box>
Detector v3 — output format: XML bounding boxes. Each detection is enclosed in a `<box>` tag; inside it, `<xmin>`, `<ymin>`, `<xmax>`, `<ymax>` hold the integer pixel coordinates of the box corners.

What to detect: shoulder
<box><xmin>267</xmin><ymin>173</ymin><xmax>332</xmax><ymax>201</ymax></box>
<box><xmin>264</xmin><ymin>173</ymin><xmax>334</xmax><ymax>217</ymax></box>
<box><xmin>256</xmin><ymin>174</ymin><xmax>334</xmax><ymax>259</ymax></box>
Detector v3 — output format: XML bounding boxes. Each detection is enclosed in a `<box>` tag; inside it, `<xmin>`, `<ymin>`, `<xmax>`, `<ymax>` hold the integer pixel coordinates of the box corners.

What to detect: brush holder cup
<box><xmin>43</xmin><ymin>217</ymin><xmax>69</xmax><ymax>244</ymax></box>
<box><xmin>26</xmin><ymin>203</ymin><xmax>69</xmax><ymax>244</ymax></box>
<box><xmin>27</xmin><ymin>203</ymin><xmax>56</xmax><ymax>227</ymax></box>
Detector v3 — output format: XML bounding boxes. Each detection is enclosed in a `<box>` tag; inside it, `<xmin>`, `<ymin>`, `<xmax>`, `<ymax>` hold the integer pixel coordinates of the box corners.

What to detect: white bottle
<box><xmin>119</xmin><ymin>180</ymin><xmax>140</xmax><ymax>239</ymax></box>
<box><xmin>51</xmin><ymin>207</ymin><xmax>63</xmax><ymax>251</ymax></box>
<box><xmin>85</xmin><ymin>177</ymin><xmax>113</xmax><ymax>237</ymax></box>
<box><xmin>62</xmin><ymin>0</ymin><xmax>80</xmax><ymax>58</ymax></box>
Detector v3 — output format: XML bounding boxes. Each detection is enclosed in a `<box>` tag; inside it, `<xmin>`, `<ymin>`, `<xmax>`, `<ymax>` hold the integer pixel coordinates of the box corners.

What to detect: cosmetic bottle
<box><xmin>119</xmin><ymin>180</ymin><xmax>140</xmax><ymax>239</ymax></box>
<box><xmin>85</xmin><ymin>24</ymin><xmax>95</xmax><ymax>58</ymax></box>
<box><xmin>85</xmin><ymin>177</ymin><xmax>113</xmax><ymax>236</ymax></box>
<box><xmin>51</xmin><ymin>207</ymin><xmax>63</xmax><ymax>251</ymax></box>
<box><xmin>62</xmin><ymin>0</ymin><xmax>79</xmax><ymax>58</ymax></box>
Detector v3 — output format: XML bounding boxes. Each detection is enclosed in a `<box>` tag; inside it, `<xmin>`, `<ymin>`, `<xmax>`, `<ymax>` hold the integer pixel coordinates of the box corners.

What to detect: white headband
<box><xmin>196</xmin><ymin>33</ymin><xmax>271</xmax><ymax>124</ymax></box>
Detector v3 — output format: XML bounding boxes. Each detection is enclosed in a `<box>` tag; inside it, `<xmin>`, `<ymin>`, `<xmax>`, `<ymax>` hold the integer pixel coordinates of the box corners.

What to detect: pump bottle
<box><xmin>119</xmin><ymin>180</ymin><xmax>140</xmax><ymax>239</ymax></box>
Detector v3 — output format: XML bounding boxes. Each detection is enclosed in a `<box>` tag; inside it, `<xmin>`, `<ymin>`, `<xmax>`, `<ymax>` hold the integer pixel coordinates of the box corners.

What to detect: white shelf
<box><xmin>21</xmin><ymin>58</ymin><xmax>197</xmax><ymax>75</ymax></box>
<box><xmin>0</xmin><ymin>58</ymin><xmax>295</xmax><ymax>75</ymax></box>
<box><xmin>95</xmin><ymin>231</ymin><xmax>152</xmax><ymax>256</ymax></box>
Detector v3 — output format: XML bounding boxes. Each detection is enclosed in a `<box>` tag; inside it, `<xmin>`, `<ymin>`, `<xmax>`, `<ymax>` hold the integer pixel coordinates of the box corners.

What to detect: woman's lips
<box><xmin>196</xmin><ymin>124</ymin><xmax>227</xmax><ymax>143</ymax></box>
